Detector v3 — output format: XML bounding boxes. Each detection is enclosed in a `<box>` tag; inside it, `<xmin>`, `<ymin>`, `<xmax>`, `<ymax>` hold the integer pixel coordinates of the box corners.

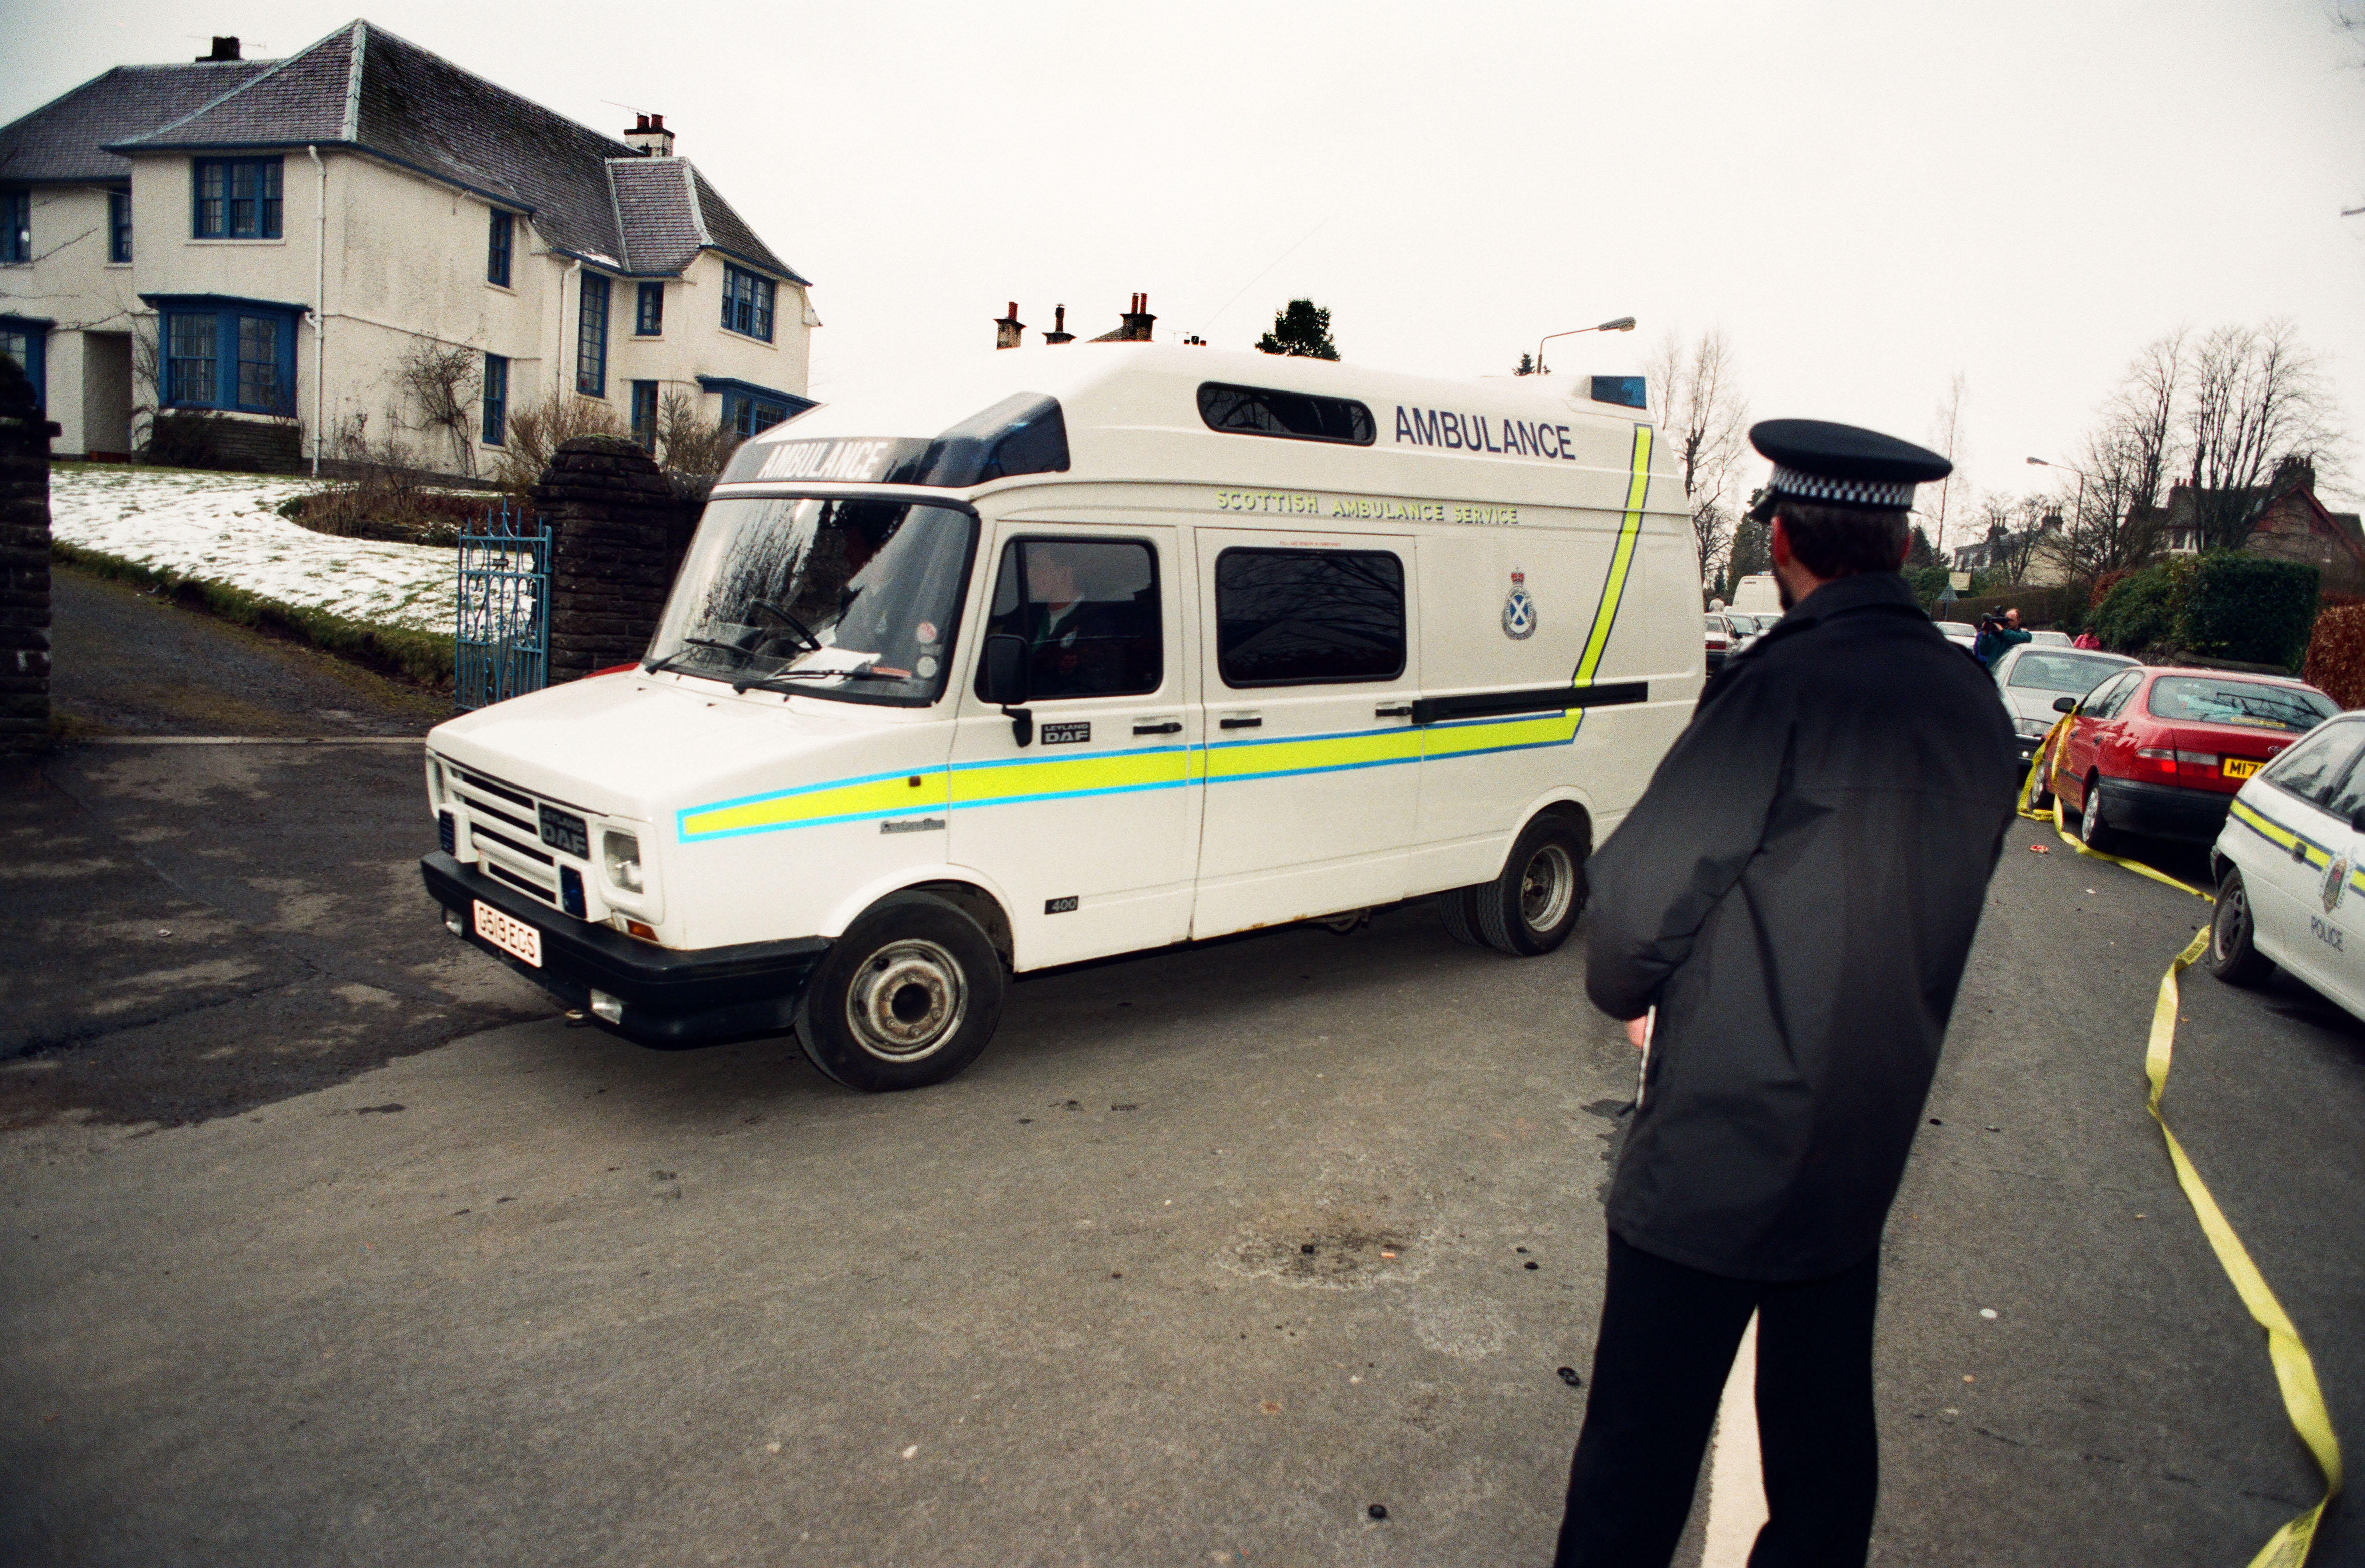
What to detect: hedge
<box><xmin>2086</xmin><ymin>551</ymin><xmax>2322</xmax><ymax>671</ymax></box>
<box><xmin>50</xmin><ymin>540</ymin><xmax>454</xmax><ymax>690</ymax></box>
<box><xmin>2181</xmin><ymin>553</ymin><xmax>2320</xmax><ymax>669</ymax></box>
<box><xmin>2305</xmin><ymin>605</ymin><xmax>2365</xmax><ymax>710</ymax></box>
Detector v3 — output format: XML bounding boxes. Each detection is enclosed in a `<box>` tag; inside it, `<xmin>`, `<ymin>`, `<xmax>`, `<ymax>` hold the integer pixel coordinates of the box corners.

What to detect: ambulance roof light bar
<box><xmin>1535</xmin><ymin>316</ymin><xmax>1636</xmax><ymax>375</ymax></box>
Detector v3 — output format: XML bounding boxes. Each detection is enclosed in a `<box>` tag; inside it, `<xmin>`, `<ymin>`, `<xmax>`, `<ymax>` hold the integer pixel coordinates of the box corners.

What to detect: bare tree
<box><xmin>1925</xmin><ymin>373</ymin><xmax>1969</xmax><ymax>557</ymax></box>
<box><xmin>2182</xmin><ymin>320</ymin><xmax>2345</xmax><ymax>549</ymax></box>
<box><xmin>2055</xmin><ymin>333</ymin><xmax>2182</xmax><ymax>583</ymax></box>
<box><xmin>1648</xmin><ymin>328</ymin><xmax>1749</xmax><ymax>589</ymax></box>
<box><xmin>396</xmin><ymin>340</ymin><xmax>481</xmax><ymax>476</ymax></box>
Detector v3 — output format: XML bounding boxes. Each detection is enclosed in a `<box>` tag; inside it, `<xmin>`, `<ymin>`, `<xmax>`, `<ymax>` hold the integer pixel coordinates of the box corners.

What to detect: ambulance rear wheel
<box><xmin>795</xmin><ymin>893</ymin><xmax>1004</xmax><ymax>1092</ymax></box>
<box><xmin>1474</xmin><ymin>815</ymin><xmax>1589</xmax><ymax>957</ymax></box>
<box><xmin>1436</xmin><ymin>887</ymin><xmax>1484</xmax><ymax>947</ymax></box>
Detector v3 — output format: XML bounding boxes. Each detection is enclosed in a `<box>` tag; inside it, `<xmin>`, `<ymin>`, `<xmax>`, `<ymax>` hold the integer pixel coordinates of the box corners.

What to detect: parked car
<box><xmin>1704</xmin><ymin>613</ymin><xmax>1734</xmax><ymax>673</ymax></box>
<box><xmin>1728</xmin><ymin>611</ymin><xmax>1777</xmax><ymax>648</ymax></box>
<box><xmin>2206</xmin><ymin>711</ymin><xmax>2365</xmax><ymax>1017</ymax></box>
<box><xmin>2028</xmin><ymin>630</ymin><xmax>2073</xmax><ymax>647</ymax></box>
<box><xmin>1933</xmin><ymin>620</ymin><xmax>1978</xmax><ymax>651</ymax></box>
<box><xmin>1990</xmin><ymin>644</ymin><xmax>2140</xmax><ymax>767</ymax></box>
<box><xmin>2032</xmin><ymin>666</ymin><xmax>2338</xmax><ymax>850</ymax></box>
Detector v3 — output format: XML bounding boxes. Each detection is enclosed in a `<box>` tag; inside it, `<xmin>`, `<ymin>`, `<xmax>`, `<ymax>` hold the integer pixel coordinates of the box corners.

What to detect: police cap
<box><xmin>1747</xmin><ymin>419</ymin><xmax>1952</xmax><ymax>519</ymax></box>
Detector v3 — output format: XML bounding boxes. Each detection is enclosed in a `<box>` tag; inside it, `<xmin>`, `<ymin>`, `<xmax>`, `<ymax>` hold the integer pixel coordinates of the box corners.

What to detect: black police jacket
<box><xmin>1586</xmin><ymin>571</ymin><xmax>2018</xmax><ymax>1281</ymax></box>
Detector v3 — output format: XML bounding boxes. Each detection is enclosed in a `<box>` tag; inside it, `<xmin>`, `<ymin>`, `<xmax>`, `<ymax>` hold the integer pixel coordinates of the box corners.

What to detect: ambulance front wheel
<box><xmin>794</xmin><ymin>893</ymin><xmax>1006</xmax><ymax>1092</ymax></box>
<box><xmin>1472</xmin><ymin>814</ymin><xmax>1589</xmax><ymax>957</ymax></box>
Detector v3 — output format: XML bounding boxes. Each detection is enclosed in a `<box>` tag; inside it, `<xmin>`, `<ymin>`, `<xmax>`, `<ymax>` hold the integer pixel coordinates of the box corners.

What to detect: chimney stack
<box><xmin>198</xmin><ymin>36</ymin><xmax>242</xmax><ymax>61</ymax></box>
<box><xmin>1043</xmin><ymin>305</ymin><xmax>1075</xmax><ymax>346</ymax></box>
<box><xmin>995</xmin><ymin>302</ymin><xmax>1025</xmax><ymax>350</ymax></box>
<box><xmin>622</xmin><ymin>113</ymin><xmax>676</xmax><ymax>157</ymax></box>
<box><xmin>1119</xmin><ymin>292</ymin><xmax>1155</xmax><ymax>343</ymax></box>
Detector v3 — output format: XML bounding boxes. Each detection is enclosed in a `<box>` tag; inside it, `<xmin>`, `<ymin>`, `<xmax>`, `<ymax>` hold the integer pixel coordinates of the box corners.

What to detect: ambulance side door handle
<box><xmin>1132</xmin><ymin>719</ymin><xmax>1183</xmax><ymax>735</ymax></box>
<box><xmin>1375</xmin><ymin>704</ymin><xmax>1412</xmax><ymax>718</ymax></box>
<box><xmin>1218</xmin><ymin>715</ymin><xmax>1262</xmax><ymax>730</ymax></box>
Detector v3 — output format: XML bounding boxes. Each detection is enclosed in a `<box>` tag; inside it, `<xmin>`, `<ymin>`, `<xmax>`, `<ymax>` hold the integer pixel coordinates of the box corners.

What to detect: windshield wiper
<box><xmin>643</xmin><ymin>636</ymin><xmax>759</xmax><ymax>679</ymax></box>
<box><xmin>731</xmin><ymin>667</ymin><xmax>904</xmax><ymax>694</ymax></box>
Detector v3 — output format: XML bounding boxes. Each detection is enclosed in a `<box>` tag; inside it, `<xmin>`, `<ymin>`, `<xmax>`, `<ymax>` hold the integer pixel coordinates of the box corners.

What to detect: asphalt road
<box><xmin>2</xmin><ymin>588</ymin><xmax>2357</xmax><ymax>1565</ymax></box>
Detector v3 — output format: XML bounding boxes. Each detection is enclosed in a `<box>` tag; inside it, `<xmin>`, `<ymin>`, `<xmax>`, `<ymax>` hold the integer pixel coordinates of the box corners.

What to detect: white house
<box><xmin>0</xmin><ymin>22</ymin><xmax>815</xmax><ymax>471</ymax></box>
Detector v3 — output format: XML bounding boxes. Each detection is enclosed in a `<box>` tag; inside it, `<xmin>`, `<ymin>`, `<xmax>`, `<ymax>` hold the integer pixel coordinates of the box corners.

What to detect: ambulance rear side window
<box><xmin>1215</xmin><ymin>548</ymin><xmax>1404</xmax><ymax>687</ymax></box>
<box><xmin>1198</xmin><ymin>383</ymin><xmax>1375</xmax><ymax>446</ymax></box>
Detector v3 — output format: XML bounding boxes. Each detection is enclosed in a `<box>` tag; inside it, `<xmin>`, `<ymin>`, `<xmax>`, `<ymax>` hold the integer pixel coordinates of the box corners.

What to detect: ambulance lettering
<box><xmin>1395</xmin><ymin>406</ymin><xmax>1578</xmax><ymax>462</ymax></box>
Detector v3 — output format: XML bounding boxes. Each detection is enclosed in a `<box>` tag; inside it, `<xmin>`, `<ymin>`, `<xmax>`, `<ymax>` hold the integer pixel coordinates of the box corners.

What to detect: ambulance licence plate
<box><xmin>473</xmin><ymin>900</ymin><xmax>543</xmax><ymax>967</ymax></box>
<box><xmin>2223</xmin><ymin>757</ymin><xmax>2261</xmax><ymax>780</ymax></box>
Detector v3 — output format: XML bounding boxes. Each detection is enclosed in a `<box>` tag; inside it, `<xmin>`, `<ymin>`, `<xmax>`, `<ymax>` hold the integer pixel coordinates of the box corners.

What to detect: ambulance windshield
<box><xmin>644</xmin><ymin>497</ymin><xmax>976</xmax><ymax>706</ymax></box>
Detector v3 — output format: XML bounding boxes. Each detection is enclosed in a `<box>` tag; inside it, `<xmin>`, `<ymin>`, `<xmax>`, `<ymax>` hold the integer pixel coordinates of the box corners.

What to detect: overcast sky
<box><xmin>12</xmin><ymin>0</ymin><xmax>2364</xmax><ymax>526</ymax></box>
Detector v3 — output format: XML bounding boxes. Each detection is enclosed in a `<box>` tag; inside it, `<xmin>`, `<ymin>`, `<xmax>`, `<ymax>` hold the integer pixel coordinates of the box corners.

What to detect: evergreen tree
<box><xmin>1257</xmin><ymin>299</ymin><xmax>1339</xmax><ymax>360</ymax></box>
<box><xmin>1514</xmin><ymin>352</ymin><xmax>1537</xmax><ymax>376</ymax></box>
<box><xmin>1907</xmin><ymin>526</ymin><xmax>1936</xmax><ymax>568</ymax></box>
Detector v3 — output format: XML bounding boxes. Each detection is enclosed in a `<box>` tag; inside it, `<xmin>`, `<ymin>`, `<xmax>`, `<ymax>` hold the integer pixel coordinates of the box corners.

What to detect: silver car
<box><xmin>1990</xmin><ymin>643</ymin><xmax>2141</xmax><ymax>767</ymax></box>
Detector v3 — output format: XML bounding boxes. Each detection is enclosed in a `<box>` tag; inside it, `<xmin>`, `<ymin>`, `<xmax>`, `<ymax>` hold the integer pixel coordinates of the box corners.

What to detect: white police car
<box><xmin>2207</xmin><ymin>709</ymin><xmax>2365</xmax><ymax>1017</ymax></box>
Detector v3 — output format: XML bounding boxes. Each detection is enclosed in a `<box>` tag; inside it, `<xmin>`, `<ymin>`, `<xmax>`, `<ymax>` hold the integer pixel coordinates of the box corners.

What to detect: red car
<box><xmin>2032</xmin><ymin>665</ymin><xmax>2339</xmax><ymax>851</ymax></box>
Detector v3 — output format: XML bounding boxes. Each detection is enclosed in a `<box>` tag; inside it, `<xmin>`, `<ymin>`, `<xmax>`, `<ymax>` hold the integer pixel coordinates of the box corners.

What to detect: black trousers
<box><xmin>1553</xmin><ymin>1230</ymin><xmax>1881</xmax><ymax>1568</ymax></box>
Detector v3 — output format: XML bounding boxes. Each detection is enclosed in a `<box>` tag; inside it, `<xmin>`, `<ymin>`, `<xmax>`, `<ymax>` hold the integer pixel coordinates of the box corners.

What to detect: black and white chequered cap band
<box><xmin>1767</xmin><ymin>464</ymin><xmax>1916</xmax><ymax>510</ymax></box>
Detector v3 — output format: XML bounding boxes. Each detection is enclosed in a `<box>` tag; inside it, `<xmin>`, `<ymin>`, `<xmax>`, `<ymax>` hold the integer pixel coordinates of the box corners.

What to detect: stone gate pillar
<box><xmin>0</xmin><ymin>357</ymin><xmax>56</xmax><ymax>754</ymax></box>
<box><xmin>533</xmin><ymin>436</ymin><xmax>701</xmax><ymax>684</ymax></box>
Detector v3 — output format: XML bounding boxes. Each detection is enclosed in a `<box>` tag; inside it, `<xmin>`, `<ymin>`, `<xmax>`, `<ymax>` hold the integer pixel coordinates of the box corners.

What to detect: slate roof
<box><xmin>0</xmin><ymin>60</ymin><xmax>273</xmax><ymax>184</ymax></box>
<box><xmin>8</xmin><ymin>18</ymin><xmax>804</xmax><ymax>283</ymax></box>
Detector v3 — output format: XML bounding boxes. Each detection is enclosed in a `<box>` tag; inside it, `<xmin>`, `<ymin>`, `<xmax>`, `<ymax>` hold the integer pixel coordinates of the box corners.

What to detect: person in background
<box><xmin>2073</xmin><ymin>629</ymin><xmax>2101</xmax><ymax>649</ymax></box>
<box><xmin>1972</xmin><ymin>607</ymin><xmax>2031</xmax><ymax>669</ymax></box>
<box><xmin>1552</xmin><ymin>419</ymin><xmax>2019</xmax><ymax>1568</ymax></box>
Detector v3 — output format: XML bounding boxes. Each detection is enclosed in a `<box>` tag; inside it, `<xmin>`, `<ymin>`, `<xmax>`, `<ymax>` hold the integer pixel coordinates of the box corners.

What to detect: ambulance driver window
<box><xmin>978</xmin><ymin>538</ymin><xmax>1162</xmax><ymax>700</ymax></box>
<box><xmin>1215</xmin><ymin>548</ymin><xmax>1405</xmax><ymax>687</ymax></box>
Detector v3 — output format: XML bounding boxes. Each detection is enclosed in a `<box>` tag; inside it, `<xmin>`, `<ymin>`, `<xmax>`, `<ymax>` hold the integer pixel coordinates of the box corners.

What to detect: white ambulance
<box><xmin>420</xmin><ymin>345</ymin><xmax>1700</xmax><ymax>1090</ymax></box>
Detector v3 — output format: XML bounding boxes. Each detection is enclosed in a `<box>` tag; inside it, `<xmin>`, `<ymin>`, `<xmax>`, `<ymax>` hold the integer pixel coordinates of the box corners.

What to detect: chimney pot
<box><xmin>621</xmin><ymin>114</ymin><xmax>677</xmax><ymax>157</ymax></box>
<box><xmin>1045</xmin><ymin>304</ymin><xmax>1074</xmax><ymax>346</ymax></box>
<box><xmin>995</xmin><ymin>302</ymin><xmax>1026</xmax><ymax>350</ymax></box>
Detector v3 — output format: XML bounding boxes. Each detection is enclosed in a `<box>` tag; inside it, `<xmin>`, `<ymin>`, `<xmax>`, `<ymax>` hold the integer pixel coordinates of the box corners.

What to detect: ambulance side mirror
<box><xmin>979</xmin><ymin>635</ymin><xmax>1030</xmax><ymax>706</ymax></box>
<box><xmin>979</xmin><ymin>634</ymin><xmax>1033</xmax><ymax>747</ymax></box>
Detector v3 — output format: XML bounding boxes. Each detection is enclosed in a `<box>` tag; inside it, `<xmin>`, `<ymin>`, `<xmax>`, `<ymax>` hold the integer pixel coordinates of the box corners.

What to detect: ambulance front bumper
<box><xmin>420</xmin><ymin>852</ymin><xmax>830</xmax><ymax>1049</ymax></box>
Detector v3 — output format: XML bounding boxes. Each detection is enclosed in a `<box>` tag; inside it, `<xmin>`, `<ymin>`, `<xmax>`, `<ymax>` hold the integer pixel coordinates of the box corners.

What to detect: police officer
<box><xmin>1553</xmin><ymin>420</ymin><xmax>2019</xmax><ymax>1567</ymax></box>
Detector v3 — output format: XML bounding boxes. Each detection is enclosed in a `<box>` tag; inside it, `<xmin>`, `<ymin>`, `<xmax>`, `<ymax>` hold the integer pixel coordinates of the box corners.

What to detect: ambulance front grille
<box><xmin>453</xmin><ymin>765</ymin><xmax>577</xmax><ymax>908</ymax></box>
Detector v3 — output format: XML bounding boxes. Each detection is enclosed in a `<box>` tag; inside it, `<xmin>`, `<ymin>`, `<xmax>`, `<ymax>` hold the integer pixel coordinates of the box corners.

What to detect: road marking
<box><xmin>1701</xmin><ymin>1311</ymin><xmax>1766</xmax><ymax>1566</ymax></box>
<box><xmin>74</xmin><ymin>736</ymin><xmax>428</xmax><ymax>745</ymax></box>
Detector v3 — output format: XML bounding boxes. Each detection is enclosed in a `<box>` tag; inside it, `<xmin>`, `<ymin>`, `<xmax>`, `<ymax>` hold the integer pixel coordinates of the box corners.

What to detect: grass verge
<box><xmin>50</xmin><ymin>540</ymin><xmax>454</xmax><ymax>691</ymax></box>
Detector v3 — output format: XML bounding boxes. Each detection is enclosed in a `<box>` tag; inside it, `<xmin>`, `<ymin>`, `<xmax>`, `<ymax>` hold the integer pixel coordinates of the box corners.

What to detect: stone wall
<box><xmin>0</xmin><ymin>356</ymin><xmax>56</xmax><ymax>754</ymax></box>
<box><xmin>147</xmin><ymin>412</ymin><xmax>306</xmax><ymax>474</ymax></box>
<box><xmin>534</xmin><ymin>436</ymin><xmax>700</xmax><ymax>683</ymax></box>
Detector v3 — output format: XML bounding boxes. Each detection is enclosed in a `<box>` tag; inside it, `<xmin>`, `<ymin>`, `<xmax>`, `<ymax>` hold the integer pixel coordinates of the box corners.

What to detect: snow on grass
<box><xmin>49</xmin><ymin>464</ymin><xmax>462</xmax><ymax>633</ymax></box>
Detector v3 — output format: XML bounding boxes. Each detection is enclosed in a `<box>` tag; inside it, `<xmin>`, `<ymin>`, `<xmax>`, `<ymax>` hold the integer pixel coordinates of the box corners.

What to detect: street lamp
<box><xmin>1536</xmin><ymin>316</ymin><xmax>1636</xmax><ymax>375</ymax></box>
<box><xmin>2025</xmin><ymin>455</ymin><xmax>2087</xmax><ymax>526</ymax></box>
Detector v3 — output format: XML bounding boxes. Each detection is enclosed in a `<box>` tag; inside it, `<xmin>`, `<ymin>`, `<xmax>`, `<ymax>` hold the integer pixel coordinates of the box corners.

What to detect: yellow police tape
<box><xmin>2019</xmin><ymin>714</ymin><xmax>2343</xmax><ymax>1564</ymax></box>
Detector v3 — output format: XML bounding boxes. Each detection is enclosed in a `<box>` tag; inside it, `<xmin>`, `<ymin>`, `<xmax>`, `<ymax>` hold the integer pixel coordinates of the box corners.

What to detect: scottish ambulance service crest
<box><xmin>1502</xmin><ymin>571</ymin><xmax>1537</xmax><ymax>640</ymax></box>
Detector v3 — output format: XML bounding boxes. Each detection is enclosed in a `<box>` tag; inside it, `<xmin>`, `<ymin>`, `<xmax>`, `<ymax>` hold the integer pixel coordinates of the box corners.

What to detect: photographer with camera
<box><xmin>1971</xmin><ymin>606</ymin><xmax>2030</xmax><ymax>670</ymax></box>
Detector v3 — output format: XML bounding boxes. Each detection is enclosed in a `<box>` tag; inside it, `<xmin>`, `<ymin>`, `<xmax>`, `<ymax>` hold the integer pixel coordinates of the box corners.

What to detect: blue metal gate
<box><xmin>453</xmin><ymin>500</ymin><xmax>549</xmax><ymax>712</ymax></box>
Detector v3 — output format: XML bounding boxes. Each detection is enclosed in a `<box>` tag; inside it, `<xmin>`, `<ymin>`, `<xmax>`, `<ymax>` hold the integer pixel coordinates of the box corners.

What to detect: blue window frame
<box><xmin>193</xmin><ymin>157</ymin><xmax>283</xmax><ymax>239</ymax></box>
<box><xmin>487</xmin><ymin>210</ymin><xmax>512</xmax><ymax>287</ymax></box>
<box><xmin>722</xmin><ymin>389</ymin><xmax>790</xmax><ymax>437</ymax></box>
<box><xmin>108</xmin><ymin>190</ymin><xmax>132</xmax><ymax>262</ymax></box>
<box><xmin>577</xmin><ymin>274</ymin><xmax>610</xmax><ymax>397</ymax></box>
<box><xmin>0</xmin><ymin>190</ymin><xmax>27</xmax><ymax>264</ymax></box>
<box><xmin>721</xmin><ymin>265</ymin><xmax>774</xmax><ymax>342</ymax></box>
<box><xmin>630</xmin><ymin>380</ymin><xmax>659</xmax><ymax>450</ymax></box>
<box><xmin>482</xmin><ymin>353</ymin><xmax>508</xmax><ymax>446</ymax></box>
<box><xmin>636</xmin><ymin>282</ymin><xmax>664</xmax><ymax>336</ymax></box>
<box><xmin>0</xmin><ymin>317</ymin><xmax>48</xmax><ymax>407</ymax></box>
<box><xmin>148</xmin><ymin>296</ymin><xmax>299</xmax><ymax>414</ymax></box>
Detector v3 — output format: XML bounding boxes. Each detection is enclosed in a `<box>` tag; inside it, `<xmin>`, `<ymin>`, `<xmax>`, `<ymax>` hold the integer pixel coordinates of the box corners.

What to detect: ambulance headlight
<box><xmin>601</xmin><ymin>831</ymin><xmax>644</xmax><ymax>894</ymax></box>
